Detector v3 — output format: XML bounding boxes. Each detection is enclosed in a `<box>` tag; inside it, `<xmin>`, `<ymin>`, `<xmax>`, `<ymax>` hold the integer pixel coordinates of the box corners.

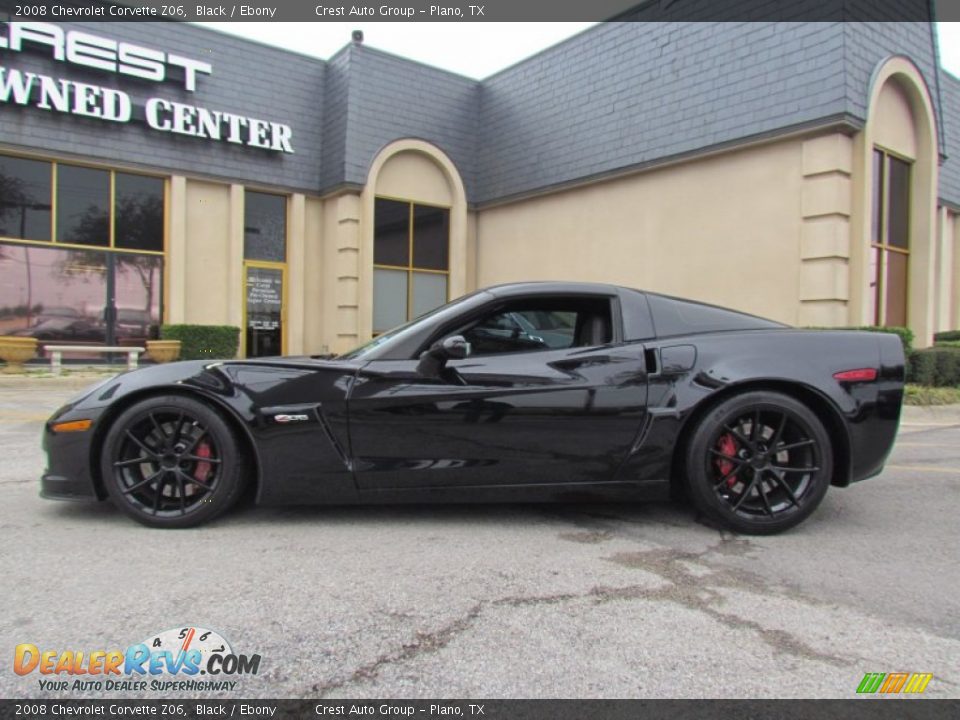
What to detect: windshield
<box><xmin>338</xmin><ymin>292</ymin><xmax>482</xmax><ymax>361</ymax></box>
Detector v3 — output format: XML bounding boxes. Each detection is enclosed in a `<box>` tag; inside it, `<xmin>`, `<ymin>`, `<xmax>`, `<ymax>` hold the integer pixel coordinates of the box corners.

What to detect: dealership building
<box><xmin>1</xmin><ymin>17</ymin><xmax>958</xmax><ymax>356</ymax></box>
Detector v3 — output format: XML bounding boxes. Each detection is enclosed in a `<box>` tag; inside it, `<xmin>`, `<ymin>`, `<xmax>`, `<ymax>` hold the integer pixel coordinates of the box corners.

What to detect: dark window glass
<box><xmin>0</xmin><ymin>242</ymin><xmax>164</xmax><ymax>353</ymax></box>
<box><xmin>115</xmin><ymin>173</ymin><xmax>164</xmax><ymax>252</ymax></box>
<box><xmin>244</xmin><ymin>191</ymin><xmax>286</xmax><ymax>262</ymax></box>
<box><xmin>245</xmin><ymin>265</ymin><xmax>283</xmax><ymax>357</ymax></box>
<box><xmin>114</xmin><ymin>253</ymin><xmax>163</xmax><ymax>343</ymax></box>
<box><xmin>871</xmin><ymin>149</ymin><xmax>883</xmax><ymax>246</ymax></box>
<box><xmin>885</xmin><ymin>251</ymin><xmax>908</xmax><ymax>327</ymax></box>
<box><xmin>412</xmin><ymin>205</ymin><xmax>449</xmax><ymax>270</ymax></box>
<box><xmin>887</xmin><ymin>156</ymin><xmax>910</xmax><ymax>249</ymax></box>
<box><xmin>647</xmin><ymin>294</ymin><xmax>784</xmax><ymax>337</ymax></box>
<box><xmin>57</xmin><ymin>165</ymin><xmax>109</xmax><ymax>247</ymax></box>
<box><xmin>373</xmin><ymin>268</ymin><xmax>408</xmax><ymax>333</ymax></box>
<box><xmin>374</xmin><ymin>198</ymin><xmax>409</xmax><ymax>266</ymax></box>
<box><xmin>461</xmin><ymin>297</ymin><xmax>610</xmax><ymax>356</ymax></box>
<box><xmin>0</xmin><ymin>242</ymin><xmax>107</xmax><ymax>343</ymax></box>
<box><xmin>0</xmin><ymin>155</ymin><xmax>52</xmax><ymax>241</ymax></box>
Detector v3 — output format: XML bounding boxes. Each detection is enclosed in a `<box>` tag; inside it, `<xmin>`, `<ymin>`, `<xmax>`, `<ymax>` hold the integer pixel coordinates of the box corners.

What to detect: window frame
<box><xmin>421</xmin><ymin>293</ymin><xmax>621</xmax><ymax>359</ymax></box>
<box><xmin>0</xmin><ymin>151</ymin><xmax>166</xmax><ymax>257</ymax></box>
<box><xmin>870</xmin><ymin>146</ymin><xmax>912</xmax><ymax>327</ymax></box>
<box><xmin>241</xmin><ymin>191</ymin><xmax>290</xmax><ymax>357</ymax></box>
<box><xmin>373</xmin><ymin>195</ymin><xmax>451</xmax><ymax>333</ymax></box>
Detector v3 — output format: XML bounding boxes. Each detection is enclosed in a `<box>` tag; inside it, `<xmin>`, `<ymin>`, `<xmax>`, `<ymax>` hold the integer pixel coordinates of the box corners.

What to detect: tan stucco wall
<box><xmin>375</xmin><ymin>151</ymin><xmax>453</xmax><ymax>206</ymax></box>
<box><xmin>475</xmin><ymin>138</ymin><xmax>807</xmax><ymax>326</ymax></box>
<box><xmin>166</xmin><ymin>175</ymin><xmax>327</xmax><ymax>357</ymax></box>
<box><xmin>874</xmin><ymin>80</ymin><xmax>918</xmax><ymax>159</ymax></box>
<box><xmin>182</xmin><ymin>180</ymin><xmax>231</xmax><ymax>326</ymax></box>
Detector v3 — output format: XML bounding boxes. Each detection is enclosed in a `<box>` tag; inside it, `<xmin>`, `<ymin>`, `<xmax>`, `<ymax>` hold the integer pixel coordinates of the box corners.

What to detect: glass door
<box><xmin>244</xmin><ymin>263</ymin><xmax>285</xmax><ymax>358</ymax></box>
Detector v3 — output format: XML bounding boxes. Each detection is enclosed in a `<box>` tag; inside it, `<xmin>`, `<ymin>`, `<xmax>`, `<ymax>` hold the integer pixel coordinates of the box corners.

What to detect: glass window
<box><xmin>412</xmin><ymin>205</ymin><xmax>449</xmax><ymax>270</ymax></box>
<box><xmin>647</xmin><ymin>293</ymin><xmax>783</xmax><ymax>337</ymax></box>
<box><xmin>114</xmin><ymin>253</ymin><xmax>163</xmax><ymax>343</ymax></box>
<box><xmin>57</xmin><ymin>165</ymin><xmax>110</xmax><ymax>247</ymax></box>
<box><xmin>373</xmin><ymin>198</ymin><xmax>450</xmax><ymax>334</ymax></box>
<box><xmin>460</xmin><ymin>298</ymin><xmax>611</xmax><ymax>356</ymax></box>
<box><xmin>1</xmin><ymin>154</ymin><xmax>164</xmax><ymax>252</ymax></box>
<box><xmin>244</xmin><ymin>191</ymin><xmax>286</xmax><ymax>262</ymax></box>
<box><xmin>115</xmin><ymin>173</ymin><xmax>164</xmax><ymax>252</ymax></box>
<box><xmin>373</xmin><ymin>268</ymin><xmax>408</xmax><ymax>332</ymax></box>
<box><xmin>411</xmin><ymin>272</ymin><xmax>447</xmax><ymax>319</ymax></box>
<box><xmin>871</xmin><ymin>149</ymin><xmax>911</xmax><ymax>327</ymax></box>
<box><xmin>245</xmin><ymin>265</ymin><xmax>283</xmax><ymax>357</ymax></box>
<box><xmin>0</xmin><ymin>156</ymin><xmax>51</xmax><ymax>241</ymax></box>
<box><xmin>887</xmin><ymin>156</ymin><xmax>910</xmax><ymax>249</ymax></box>
<box><xmin>374</xmin><ymin>199</ymin><xmax>410</xmax><ymax>266</ymax></box>
<box><xmin>885</xmin><ymin>250</ymin><xmax>908</xmax><ymax>327</ymax></box>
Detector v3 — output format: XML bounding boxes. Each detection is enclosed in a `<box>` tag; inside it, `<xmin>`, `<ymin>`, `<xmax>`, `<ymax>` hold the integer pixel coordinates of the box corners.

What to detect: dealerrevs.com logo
<box><xmin>14</xmin><ymin>626</ymin><xmax>261</xmax><ymax>692</ymax></box>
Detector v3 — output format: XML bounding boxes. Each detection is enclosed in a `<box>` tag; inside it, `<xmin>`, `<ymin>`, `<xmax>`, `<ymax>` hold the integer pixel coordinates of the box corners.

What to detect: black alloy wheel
<box><xmin>684</xmin><ymin>391</ymin><xmax>833</xmax><ymax>534</ymax></box>
<box><xmin>101</xmin><ymin>395</ymin><xmax>246</xmax><ymax>528</ymax></box>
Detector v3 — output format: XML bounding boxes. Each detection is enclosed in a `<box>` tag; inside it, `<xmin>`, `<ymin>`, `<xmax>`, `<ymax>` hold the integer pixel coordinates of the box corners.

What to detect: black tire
<box><xmin>684</xmin><ymin>391</ymin><xmax>833</xmax><ymax>535</ymax></box>
<box><xmin>100</xmin><ymin>395</ymin><xmax>247</xmax><ymax>528</ymax></box>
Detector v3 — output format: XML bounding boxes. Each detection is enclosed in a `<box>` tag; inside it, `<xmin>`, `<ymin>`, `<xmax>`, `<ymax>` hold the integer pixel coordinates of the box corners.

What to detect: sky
<box><xmin>196</xmin><ymin>21</ymin><xmax>960</xmax><ymax>81</ymax></box>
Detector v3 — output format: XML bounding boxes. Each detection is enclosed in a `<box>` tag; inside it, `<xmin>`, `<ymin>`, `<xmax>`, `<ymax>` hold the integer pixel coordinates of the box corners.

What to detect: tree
<box><xmin>55</xmin><ymin>194</ymin><xmax>164</xmax><ymax>323</ymax></box>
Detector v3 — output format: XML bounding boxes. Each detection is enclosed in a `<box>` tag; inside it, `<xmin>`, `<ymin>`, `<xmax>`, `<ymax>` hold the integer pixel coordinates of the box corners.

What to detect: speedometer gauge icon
<box><xmin>140</xmin><ymin>626</ymin><xmax>232</xmax><ymax>672</ymax></box>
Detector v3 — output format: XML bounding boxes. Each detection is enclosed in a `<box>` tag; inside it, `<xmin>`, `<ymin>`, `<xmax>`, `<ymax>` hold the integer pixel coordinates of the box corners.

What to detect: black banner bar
<box><xmin>1</xmin><ymin>700</ymin><xmax>960</xmax><ymax>720</ymax></box>
<box><xmin>0</xmin><ymin>0</ymin><xmax>954</xmax><ymax>22</ymax></box>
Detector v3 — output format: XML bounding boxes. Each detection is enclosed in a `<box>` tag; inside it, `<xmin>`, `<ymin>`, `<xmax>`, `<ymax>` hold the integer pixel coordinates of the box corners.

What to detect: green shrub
<box><xmin>160</xmin><ymin>325</ymin><xmax>240</xmax><ymax>360</ymax></box>
<box><xmin>935</xmin><ymin>340</ymin><xmax>960</xmax><ymax>349</ymax></box>
<box><xmin>906</xmin><ymin>346</ymin><xmax>960</xmax><ymax>387</ymax></box>
<box><xmin>934</xmin><ymin>330</ymin><xmax>960</xmax><ymax>343</ymax></box>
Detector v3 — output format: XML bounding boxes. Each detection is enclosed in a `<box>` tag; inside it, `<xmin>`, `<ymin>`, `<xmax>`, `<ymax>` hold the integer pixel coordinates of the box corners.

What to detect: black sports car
<box><xmin>41</xmin><ymin>282</ymin><xmax>905</xmax><ymax>534</ymax></box>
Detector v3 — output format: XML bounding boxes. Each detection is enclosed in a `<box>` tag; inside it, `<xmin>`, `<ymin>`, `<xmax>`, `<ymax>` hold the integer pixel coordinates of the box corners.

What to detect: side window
<box><xmin>460</xmin><ymin>297</ymin><xmax>612</xmax><ymax>356</ymax></box>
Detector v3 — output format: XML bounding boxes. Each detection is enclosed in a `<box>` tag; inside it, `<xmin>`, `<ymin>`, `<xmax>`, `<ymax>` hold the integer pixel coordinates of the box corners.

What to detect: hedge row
<box><xmin>160</xmin><ymin>325</ymin><xmax>240</xmax><ymax>360</ymax></box>
<box><xmin>934</xmin><ymin>330</ymin><xmax>960</xmax><ymax>342</ymax></box>
<box><xmin>906</xmin><ymin>346</ymin><xmax>960</xmax><ymax>387</ymax></box>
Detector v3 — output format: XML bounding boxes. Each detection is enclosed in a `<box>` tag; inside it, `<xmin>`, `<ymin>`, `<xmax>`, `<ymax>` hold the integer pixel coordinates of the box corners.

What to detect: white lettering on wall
<box><xmin>0</xmin><ymin>22</ymin><xmax>295</xmax><ymax>153</ymax></box>
<box><xmin>0</xmin><ymin>22</ymin><xmax>211</xmax><ymax>91</ymax></box>
<box><xmin>1</xmin><ymin>67</ymin><xmax>294</xmax><ymax>153</ymax></box>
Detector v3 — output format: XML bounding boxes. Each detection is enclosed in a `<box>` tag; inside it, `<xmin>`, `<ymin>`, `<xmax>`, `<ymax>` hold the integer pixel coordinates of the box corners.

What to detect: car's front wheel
<box><xmin>684</xmin><ymin>391</ymin><xmax>833</xmax><ymax>535</ymax></box>
<box><xmin>100</xmin><ymin>395</ymin><xmax>247</xmax><ymax>528</ymax></box>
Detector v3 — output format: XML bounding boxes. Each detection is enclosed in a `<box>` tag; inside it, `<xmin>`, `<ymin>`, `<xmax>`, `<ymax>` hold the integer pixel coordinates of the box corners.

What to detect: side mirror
<box><xmin>439</xmin><ymin>335</ymin><xmax>471</xmax><ymax>360</ymax></box>
<box><xmin>417</xmin><ymin>335</ymin><xmax>472</xmax><ymax>378</ymax></box>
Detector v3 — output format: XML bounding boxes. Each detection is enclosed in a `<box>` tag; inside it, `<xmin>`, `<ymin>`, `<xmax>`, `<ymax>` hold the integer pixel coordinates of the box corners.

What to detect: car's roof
<box><xmin>484</xmin><ymin>281</ymin><xmax>629</xmax><ymax>297</ymax></box>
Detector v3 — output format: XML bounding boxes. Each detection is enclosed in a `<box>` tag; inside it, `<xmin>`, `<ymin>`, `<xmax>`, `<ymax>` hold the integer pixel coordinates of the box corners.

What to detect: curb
<box><xmin>900</xmin><ymin>404</ymin><xmax>960</xmax><ymax>425</ymax></box>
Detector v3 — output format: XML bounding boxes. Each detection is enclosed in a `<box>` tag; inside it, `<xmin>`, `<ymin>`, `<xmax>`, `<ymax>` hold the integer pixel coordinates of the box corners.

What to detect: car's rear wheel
<box><xmin>101</xmin><ymin>395</ymin><xmax>246</xmax><ymax>528</ymax></box>
<box><xmin>684</xmin><ymin>391</ymin><xmax>832</xmax><ymax>535</ymax></box>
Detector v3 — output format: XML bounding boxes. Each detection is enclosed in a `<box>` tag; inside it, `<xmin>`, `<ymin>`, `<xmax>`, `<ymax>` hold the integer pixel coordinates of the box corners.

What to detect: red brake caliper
<box><xmin>715</xmin><ymin>433</ymin><xmax>739</xmax><ymax>487</ymax></box>
<box><xmin>193</xmin><ymin>441</ymin><xmax>212</xmax><ymax>484</ymax></box>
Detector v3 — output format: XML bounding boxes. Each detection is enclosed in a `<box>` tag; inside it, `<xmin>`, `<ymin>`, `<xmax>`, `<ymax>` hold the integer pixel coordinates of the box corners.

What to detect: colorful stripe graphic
<box><xmin>857</xmin><ymin>672</ymin><xmax>932</xmax><ymax>694</ymax></box>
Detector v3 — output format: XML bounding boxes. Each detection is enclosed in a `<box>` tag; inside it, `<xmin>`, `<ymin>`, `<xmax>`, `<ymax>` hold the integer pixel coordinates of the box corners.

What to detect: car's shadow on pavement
<box><xmin>41</xmin><ymin>496</ymin><xmax>699</xmax><ymax>531</ymax></box>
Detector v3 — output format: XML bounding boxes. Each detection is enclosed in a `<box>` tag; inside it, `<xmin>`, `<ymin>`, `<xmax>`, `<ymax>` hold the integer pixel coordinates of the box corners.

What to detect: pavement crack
<box><xmin>310</xmin><ymin>603</ymin><xmax>482</xmax><ymax>697</ymax></box>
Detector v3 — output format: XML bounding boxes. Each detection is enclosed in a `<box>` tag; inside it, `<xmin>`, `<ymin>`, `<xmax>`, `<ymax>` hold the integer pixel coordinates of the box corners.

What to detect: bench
<box><xmin>44</xmin><ymin>345</ymin><xmax>146</xmax><ymax>376</ymax></box>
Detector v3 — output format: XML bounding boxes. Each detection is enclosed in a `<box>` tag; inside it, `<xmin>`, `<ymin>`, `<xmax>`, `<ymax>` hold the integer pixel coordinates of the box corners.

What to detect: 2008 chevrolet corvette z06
<box><xmin>41</xmin><ymin>282</ymin><xmax>905</xmax><ymax>533</ymax></box>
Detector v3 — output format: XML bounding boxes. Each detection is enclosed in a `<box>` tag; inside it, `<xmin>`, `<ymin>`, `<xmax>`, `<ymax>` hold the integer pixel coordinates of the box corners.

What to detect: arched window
<box><xmin>372</xmin><ymin>197</ymin><xmax>450</xmax><ymax>334</ymax></box>
<box><xmin>869</xmin><ymin>148</ymin><xmax>911</xmax><ymax>327</ymax></box>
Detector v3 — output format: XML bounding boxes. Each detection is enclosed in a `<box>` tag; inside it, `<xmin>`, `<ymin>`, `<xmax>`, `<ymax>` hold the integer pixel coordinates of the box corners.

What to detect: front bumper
<box><xmin>40</xmin><ymin>472</ymin><xmax>98</xmax><ymax>500</ymax></box>
<box><xmin>41</xmin><ymin>406</ymin><xmax>107</xmax><ymax>502</ymax></box>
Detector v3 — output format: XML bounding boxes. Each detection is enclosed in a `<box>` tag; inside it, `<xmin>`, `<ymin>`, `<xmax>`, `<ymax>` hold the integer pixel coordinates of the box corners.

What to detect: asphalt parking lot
<box><xmin>0</xmin><ymin>375</ymin><xmax>958</xmax><ymax>699</ymax></box>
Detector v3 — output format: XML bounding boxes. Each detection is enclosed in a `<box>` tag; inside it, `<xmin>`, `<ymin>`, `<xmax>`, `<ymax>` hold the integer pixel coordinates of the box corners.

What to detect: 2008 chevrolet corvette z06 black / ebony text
<box><xmin>41</xmin><ymin>282</ymin><xmax>905</xmax><ymax>533</ymax></box>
